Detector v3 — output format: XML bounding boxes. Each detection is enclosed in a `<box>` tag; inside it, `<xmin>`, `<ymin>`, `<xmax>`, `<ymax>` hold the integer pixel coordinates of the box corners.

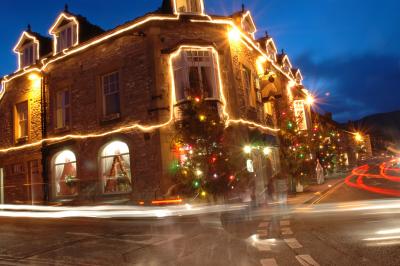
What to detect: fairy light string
<box><xmin>0</xmin><ymin>9</ymin><xmax>306</xmax><ymax>154</ymax></box>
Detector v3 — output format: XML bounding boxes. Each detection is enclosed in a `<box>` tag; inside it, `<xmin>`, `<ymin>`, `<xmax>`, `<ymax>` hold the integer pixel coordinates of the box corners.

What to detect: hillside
<box><xmin>349</xmin><ymin>110</ymin><xmax>400</xmax><ymax>142</ymax></box>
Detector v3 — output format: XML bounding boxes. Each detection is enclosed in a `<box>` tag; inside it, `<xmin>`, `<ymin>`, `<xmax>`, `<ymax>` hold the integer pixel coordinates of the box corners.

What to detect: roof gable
<box><xmin>13</xmin><ymin>31</ymin><xmax>39</xmax><ymax>53</ymax></box>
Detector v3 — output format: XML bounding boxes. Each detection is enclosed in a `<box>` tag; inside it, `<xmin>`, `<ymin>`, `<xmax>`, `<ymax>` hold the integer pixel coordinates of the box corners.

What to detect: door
<box><xmin>0</xmin><ymin>168</ymin><xmax>4</xmax><ymax>204</ymax></box>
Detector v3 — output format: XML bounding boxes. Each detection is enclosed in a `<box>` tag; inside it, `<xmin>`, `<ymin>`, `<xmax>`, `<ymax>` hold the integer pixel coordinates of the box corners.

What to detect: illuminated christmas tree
<box><xmin>170</xmin><ymin>97</ymin><xmax>240</xmax><ymax>199</ymax></box>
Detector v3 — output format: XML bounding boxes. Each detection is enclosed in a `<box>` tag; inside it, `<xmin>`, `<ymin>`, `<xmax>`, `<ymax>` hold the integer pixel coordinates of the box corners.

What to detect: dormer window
<box><xmin>13</xmin><ymin>31</ymin><xmax>40</xmax><ymax>70</ymax></box>
<box><xmin>175</xmin><ymin>0</ymin><xmax>203</xmax><ymax>14</ymax></box>
<box><xmin>21</xmin><ymin>43</ymin><xmax>36</xmax><ymax>68</ymax></box>
<box><xmin>50</xmin><ymin>12</ymin><xmax>79</xmax><ymax>54</ymax></box>
<box><xmin>56</xmin><ymin>24</ymin><xmax>77</xmax><ymax>52</ymax></box>
<box><xmin>241</xmin><ymin>11</ymin><xmax>257</xmax><ymax>39</ymax></box>
<box><xmin>282</xmin><ymin>56</ymin><xmax>292</xmax><ymax>73</ymax></box>
<box><xmin>266</xmin><ymin>40</ymin><xmax>277</xmax><ymax>61</ymax></box>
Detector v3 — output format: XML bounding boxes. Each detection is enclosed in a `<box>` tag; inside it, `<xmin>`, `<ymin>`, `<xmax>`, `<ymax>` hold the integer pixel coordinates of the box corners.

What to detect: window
<box><xmin>21</xmin><ymin>44</ymin><xmax>36</xmax><ymax>68</ymax></box>
<box><xmin>55</xmin><ymin>89</ymin><xmax>71</xmax><ymax>129</ymax></box>
<box><xmin>15</xmin><ymin>101</ymin><xmax>28</xmax><ymax>140</ymax></box>
<box><xmin>56</xmin><ymin>24</ymin><xmax>77</xmax><ymax>53</ymax></box>
<box><xmin>293</xmin><ymin>100</ymin><xmax>308</xmax><ymax>130</ymax></box>
<box><xmin>176</xmin><ymin>0</ymin><xmax>202</xmax><ymax>13</ymax></box>
<box><xmin>100</xmin><ymin>141</ymin><xmax>132</xmax><ymax>194</ymax></box>
<box><xmin>173</xmin><ymin>49</ymin><xmax>220</xmax><ymax>102</ymax></box>
<box><xmin>242</xmin><ymin>66</ymin><xmax>256</xmax><ymax>107</ymax></box>
<box><xmin>12</xmin><ymin>163</ymin><xmax>25</xmax><ymax>175</ymax></box>
<box><xmin>102</xmin><ymin>72</ymin><xmax>120</xmax><ymax>117</ymax></box>
<box><xmin>264</xmin><ymin>102</ymin><xmax>274</xmax><ymax>116</ymax></box>
<box><xmin>53</xmin><ymin>150</ymin><xmax>78</xmax><ymax>197</ymax></box>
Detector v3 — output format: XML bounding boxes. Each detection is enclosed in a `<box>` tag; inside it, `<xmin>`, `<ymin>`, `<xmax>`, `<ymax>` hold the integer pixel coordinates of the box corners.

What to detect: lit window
<box><xmin>15</xmin><ymin>101</ymin><xmax>28</xmax><ymax>140</ymax></box>
<box><xmin>0</xmin><ymin>82</ymin><xmax>4</xmax><ymax>95</ymax></box>
<box><xmin>293</xmin><ymin>100</ymin><xmax>308</xmax><ymax>131</ymax></box>
<box><xmin>102</xmin><ymin>72</ymin><xmax>120</xmax><ymax>117</ymax></box>
<box><xmin>264</xmin><ymin>101</ymin><xmax>274</xmax><ymax>116</ymax></box>
<box><xmin>242</xmin><ymin>65</ymin><xmax>256</xmax><ymax>107</ymax></box>
<box><xmin>173</xmin><ymin>49</ymin><xmax>220</xmax><ymax>101</ymax></box>
<box><xmin>21</xmin><ymin>43</ymin><xmax>36</xmax><ymax>68</ymax></box>
<box><xmin>176</xmin><ymin>0</ymin><xmax>202</xmax><ymax>13</ymax></box>
<box><xmin>55</xmin><ymin>89</ymin><xmax>71</xmax><ymax>129</ymax></box>
<box><xmin>100</xmin><ymin>141</ymin><xmax>132</xmax><ymax>194</ymax></box>
<box><xmin>56</xmin><ymin>24</ymin><xmax>77</xmax><ymax>53</ymax></box>
<box><xmin>53</xmin><ymin>150</ymin><xmax>78</xmax><ymax>197</ymax></box>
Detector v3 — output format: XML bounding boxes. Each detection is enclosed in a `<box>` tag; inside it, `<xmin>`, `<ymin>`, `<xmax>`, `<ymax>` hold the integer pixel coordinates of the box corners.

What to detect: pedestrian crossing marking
<box><xmin>280</xmin><ymin>220</ymin><xmax>290</xmax><ymax>226</ymax></box>
<box><xmin>295</xmin><ymin>254</ymin><xmax>320</xmax><ymax>266</ymax></box>
<box><xmin>260</xmin><ymin>258</ymin><xmax>278</xmax><ymax>266</ymax></box>
<box><xmin>281</xmin><ymin>227</ymin><xmax>293</xmax><ymax>235</ymax></box>
<box><xmin>284</xmin><ymin>238</ymin><xmax>303</xmax><ymax>249</ymax></box>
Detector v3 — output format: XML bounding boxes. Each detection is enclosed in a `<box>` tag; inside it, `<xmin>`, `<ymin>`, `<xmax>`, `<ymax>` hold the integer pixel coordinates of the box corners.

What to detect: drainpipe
<box><xmin>40</xmin><ymin>71</ymin><xmax>49</xmax><ymax>203</ymax></box>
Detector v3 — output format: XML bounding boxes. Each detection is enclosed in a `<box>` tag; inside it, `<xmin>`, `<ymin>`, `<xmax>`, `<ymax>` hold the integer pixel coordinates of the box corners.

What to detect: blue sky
<box><xmin>1</xmin><ymin>0</ymin><xmax>399</xmax><ymax>122</ymax></box>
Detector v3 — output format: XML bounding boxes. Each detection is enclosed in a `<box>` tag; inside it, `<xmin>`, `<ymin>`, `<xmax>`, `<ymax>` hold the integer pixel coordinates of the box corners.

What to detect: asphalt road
<box><xmin>0</xmin><ymin>162</ymin><xmax>399</xmax><ymax>266</ymax></box>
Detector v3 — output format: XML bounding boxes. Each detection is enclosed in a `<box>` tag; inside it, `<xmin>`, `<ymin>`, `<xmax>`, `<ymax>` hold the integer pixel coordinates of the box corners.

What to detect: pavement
<box><xmin>0</xmin><ymin>162</ymin><xmax>400</xmax><ymax>266</ymax></box>
<box><xmin>287</xmin><ymin>175</ymin><xmax>346</xmax><ymax>205</ymax></box>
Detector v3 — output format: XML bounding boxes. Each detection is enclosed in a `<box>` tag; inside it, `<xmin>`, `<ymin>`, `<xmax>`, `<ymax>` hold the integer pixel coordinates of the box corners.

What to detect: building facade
<box><xmin>0</xmin><ymin>0</ymin><xmax>311</xmax><ymax>205</ymax></box>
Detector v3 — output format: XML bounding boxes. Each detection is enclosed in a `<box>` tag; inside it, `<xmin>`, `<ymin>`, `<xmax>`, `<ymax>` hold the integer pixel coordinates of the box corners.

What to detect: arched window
<box><xmin>100</xmin><ymin>141</ymin><xmax>132</xmax><ymax>194</ymax></box>
<box><xmin>53</xmin><ymin>150</ymin><xmax>78</xmax><ymax>197</ymax></box>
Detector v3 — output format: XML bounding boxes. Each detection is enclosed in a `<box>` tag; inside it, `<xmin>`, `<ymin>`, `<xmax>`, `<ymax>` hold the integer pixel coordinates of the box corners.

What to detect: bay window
<box><xmin>53</xmin><ymin>150</ymin><xmax>78</xmax><ymax>197</ymax></box>
<box><xmin>100</xmin><ymin>141</ymin><xmax>132</xmax><ymax>194</ymax></box>
<box><xmin>55</xmin><ymin>89</ymin><xmax>71</xmax><ymax>129</ymax></box>
<box><xmin>173</xmin><ymin>48</ymin><xmax>220</xmax><ymax>102</ymax></box>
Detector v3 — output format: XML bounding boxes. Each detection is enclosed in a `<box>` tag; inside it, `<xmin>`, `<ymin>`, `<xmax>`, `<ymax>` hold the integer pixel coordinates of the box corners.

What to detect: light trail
<box><xmin>345</xmin><ymin>162</ymin><xmax>400</xmax><ymax>197</ymax></box>
<box><xmin>0</xmin><ymin>203</ymin><xmax>246</xmax><ymax>219</ymax></box>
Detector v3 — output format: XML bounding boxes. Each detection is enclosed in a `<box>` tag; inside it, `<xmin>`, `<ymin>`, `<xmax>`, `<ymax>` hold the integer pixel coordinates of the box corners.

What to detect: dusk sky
<box><xmin>1</xmin><ymin>0</ymin><xmax>399</xmax><ymax>122</ymax></box>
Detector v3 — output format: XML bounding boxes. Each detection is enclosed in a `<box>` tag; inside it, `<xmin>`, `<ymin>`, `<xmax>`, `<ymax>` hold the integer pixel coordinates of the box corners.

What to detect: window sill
<box><xmin>100</xmin><ymin>113</ymin><xmax>121</xmax><ymax>125</ymax></box>
<box><xmin>16</xmin><ymin>136</ymin><xmax>28</xmax><ymax>145</ymax></box>
<box><xmin>54</xmin><ymin>126</ymin><xmax>70</xmax><ymax>134</ymax></box>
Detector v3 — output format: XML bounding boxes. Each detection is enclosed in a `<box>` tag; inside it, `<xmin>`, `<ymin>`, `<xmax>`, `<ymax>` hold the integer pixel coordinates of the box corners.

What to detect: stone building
<box><xmin>0</xmin><ymin>0</ymin><xmax>311</xmax><ymax>205</ymax></box>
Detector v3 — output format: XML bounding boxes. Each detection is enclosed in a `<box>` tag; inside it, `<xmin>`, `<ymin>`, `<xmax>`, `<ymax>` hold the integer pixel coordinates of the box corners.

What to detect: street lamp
<box><xmin>244</xmin><ymin>145</ymin><xmax>252</xmax><ymax>154</ymax></box>
<box><xmin>306</xmin><ymin>94</ymin><xmax>315</xmax><ymax>105</ymax></box>
<box><xmin>355</xmin><ymin>132</ymin><xmax>364</xmax><ymax>142</ymax></box>
<box><xmin>228</xmin><ymin>28</ymin><xmax>241</xmax><ymax>42</ymax></box>
<box><xmin>263</xmin><ymin>147</ymin><xmax>272</xmax><ymax>155</ymax></box>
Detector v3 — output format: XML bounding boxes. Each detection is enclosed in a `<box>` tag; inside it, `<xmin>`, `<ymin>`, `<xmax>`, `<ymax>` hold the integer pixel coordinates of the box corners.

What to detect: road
<box><xmin>0</xmin><ymin>161</ymin><xmax>400</xmax><ymax>266</ymax></box>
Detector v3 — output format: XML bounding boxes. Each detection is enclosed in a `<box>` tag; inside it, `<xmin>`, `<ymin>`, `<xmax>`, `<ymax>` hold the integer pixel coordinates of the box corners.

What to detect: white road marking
<box><xmin>281</xmin><ymin>227</ymin><xmax>293</xmax><ymax>235</ymax></box>
<box><xmin>280</xmin><ymin>220</ymin><xmax>290</xmax><ymax>226</ymax></box>
<box><xmin>284</xmin><ymin>238</ymin><xmax>303</xmax><ymax>249</ymax></box>
<box><xmin>256</xmin><ymin>243</ymin><xmax>272</xmax><ymax>251</ymax></box>
<box><xmin>295</xmin><ymin>254</ymin><xmax>320</xmax><ymax>266</ymax></box>
<box><xmin>260</xmin><ymin>258</ymin><xmax>278</xmax><ymax>266</ymax></box>
<box><xmin>259</xmin><ymin>222</ymin><xmax>269</xmax><ymax>227</ymax></box>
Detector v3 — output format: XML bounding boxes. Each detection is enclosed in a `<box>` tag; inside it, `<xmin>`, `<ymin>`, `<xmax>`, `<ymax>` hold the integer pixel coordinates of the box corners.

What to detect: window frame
<box><xmin>54</xmin><ymin>88</ymin><xmax>71</xmax><ymax>130</ymax></box>
<box><xmin>173</xmin><ymin>48</ymin><xmax>220</xmax><ymax>103</ymax></box>
<box><xmin>241</xmin><ymin>65</ymin><xmax>256</xmax><ymax>108</ymax></box>
<box><xmin>55</xmin><ymin>23</ymin><xmax>78</xmax><ymax>53</ymax></box>
<box><xmin>20</xmin><ymin>42</ymin><xmax>37</xmax><ymax>68</ymax></box>
<box><xmin>15</xmin><ymin>101</ymin><xmax>29</xmax><ymax>142</ymax></box>
<box><xmin>101</xmin><ymin>71</ymin><xmax>121</xmax><ymax>118</ymax></box>
<box><xmin>99</xmin><ymin>141</ymin><xmax>132</xmax><ymax>195</ymax></box>
<box><xmin>52</xmin><ymin>150</ymin><xmax>78</xmax><ymax>198</ymax></box>
<box><xmin>175</xmin><ymin>0</ymin><xmax>203</xmax><ymax>14</ymax></box>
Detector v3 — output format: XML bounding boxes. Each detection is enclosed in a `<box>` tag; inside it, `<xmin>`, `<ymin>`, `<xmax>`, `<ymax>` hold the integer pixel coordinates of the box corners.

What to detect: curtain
<box><xmin>102</xmin><ymin>154</ymin><xmax>131</xmax><ymax>194</ymax></box>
